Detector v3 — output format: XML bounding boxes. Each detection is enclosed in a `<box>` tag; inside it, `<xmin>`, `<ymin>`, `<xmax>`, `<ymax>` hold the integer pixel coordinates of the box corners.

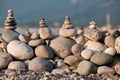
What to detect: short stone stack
<box><xmin>39</xmin><ymin>18</ymin><xmax>53</xmax><ymax>40</ymax></box>
<box><xmin>2</xmin><ymin>9</ymin><xmax>19</xmax><ymax>43</ymax></box>
<box><xmin>4</xmin><ymin>9</ymin><xmax>17</xmax><ymax>30</ymax></box>
<box><xmin>59</xmin><ymin>16</ymin><xmax>77</xmax><ymax>37</ymax></box>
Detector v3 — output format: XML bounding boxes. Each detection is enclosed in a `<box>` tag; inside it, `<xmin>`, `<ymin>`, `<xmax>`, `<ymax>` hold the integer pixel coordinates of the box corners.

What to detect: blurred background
<box><xmin>0</xmin><ymin>0</ymin><xmax>120</xmax><ymax>28</ymax></box>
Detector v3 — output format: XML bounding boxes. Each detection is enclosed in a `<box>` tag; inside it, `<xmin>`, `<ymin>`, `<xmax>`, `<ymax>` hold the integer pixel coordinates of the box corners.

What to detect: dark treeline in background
<box><xmin>0</xmin><ymin>0</ymin><xmax>120</xmax><ymax>27</ymax></box>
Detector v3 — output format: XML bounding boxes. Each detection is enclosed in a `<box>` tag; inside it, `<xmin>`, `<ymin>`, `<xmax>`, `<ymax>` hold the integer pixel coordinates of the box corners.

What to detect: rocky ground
<box><xmin>0</xmin><ymin>69</ymin><xmax>119</xmax><ymax>80</ymax></box>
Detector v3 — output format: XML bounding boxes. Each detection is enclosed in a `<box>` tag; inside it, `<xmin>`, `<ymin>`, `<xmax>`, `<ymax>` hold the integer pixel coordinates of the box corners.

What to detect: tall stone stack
<box><xmin>4</xmin><ymin>9</ymin><xmax>17</xmax><ymax>30</ymax></box>
<box><xmin>39</xmin><ymin>18</ymin><xmax>53</xmax><ymax>40</ymax></box>
<box><xmin>59</xmin><ymin>16</ymin><xmax>77</xmax><ymax>37</ymax></box>
<box><xmin>2</xmin><ymin>9</ymin><xmax>19</xmax><ymax>43</ymax></box>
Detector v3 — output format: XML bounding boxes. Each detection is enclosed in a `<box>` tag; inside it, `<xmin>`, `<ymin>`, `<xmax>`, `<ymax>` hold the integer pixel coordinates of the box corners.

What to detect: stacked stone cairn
<box><xmin>0</xmin><ymin>10</ymin><xmax>120</xmax><ymax>80</ymax></box>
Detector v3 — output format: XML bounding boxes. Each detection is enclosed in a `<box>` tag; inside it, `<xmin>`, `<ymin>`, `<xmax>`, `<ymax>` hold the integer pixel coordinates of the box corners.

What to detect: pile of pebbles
<box><xmin>0</xmin><ymin>9</ymin><xmax>120</xmax><ymax>80</ymax></box>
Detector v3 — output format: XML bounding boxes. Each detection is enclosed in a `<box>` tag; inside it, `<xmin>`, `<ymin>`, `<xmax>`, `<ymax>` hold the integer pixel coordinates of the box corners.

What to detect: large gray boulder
<box><xmin>2</xmin><ymin>30</ymin><xmax>19</xmax><ymax>43</ymax></box>
<box><xmin>28</xmin><ymin>57</ymin><xmax>53</xmax><ymax>72</ymax></box>
<box><xmin>35</xmin><ymin>45</ymin><xmax>54</xmax><ymax>59</ymax></box>
<box><xmin>50</xmin><ymin>37</ymin><xmax>76</xmax><ymax>58</ymax></box>
<box><xmin>77</xmin><ymin>60</ymin><xmax>97</xmax><ymax>75</ymax></box>
<box><xmin>90</xmin><ymin>52</ymin><xmax>113</xmax><ymax>66</ymax></box>
<box><xmin>7</xmin><ymin>40</ymin><xmax>34</xmax><ymax>60</ymax></box>
<box><xmin>0</xmin><ymin>52</ymin><xmax>13</xmax><ymax>70</ymax></box>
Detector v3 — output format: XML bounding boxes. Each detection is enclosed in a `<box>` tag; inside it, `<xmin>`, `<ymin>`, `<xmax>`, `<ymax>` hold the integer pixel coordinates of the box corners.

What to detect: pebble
<box><xmin>18</xmin><ymin>34</ymin><xmax>30</xmax><ymax>43</ymax></box>
<box><xmin>97</xmin><ymin>66</ymin><xmax>115</xmax><ymax>75</ymax></box>
<box><xmin>77</xmin><ymin>60</ymin><xmax>97</xmax><ymax>75</ymax></box>
<box><xmin>81</xmin><ymin>49</ymin><xmax>94</xmax><ymax>60</ymax></box>
<box><xmin>35</xmin><ymin>45</ymin><xmax>54</xmax><ymax>59</ymax></box>
<box><xmin>115</xmin><ymin>36</ymin><xmax>120</xmax><ymax>54</ymax></box>
<box><xmin>71</xmin><ymin>44</ymin><xmax>83</xmax><ymax>57</ymax></box>
<box><xmin>104</xmin><ymin>47</ymin><xmax>116</xmax><ymax>56</ymax></box>
<box><xmin>104</xmin><ymin>35</ymin><xmax>115</xmax><ymax>47</ymax></box>
<box><xmin>30</xmin><ymin>32</ymin><xmax>39</xmax><ymax>40</ymax></box>
<box><xmin>28</xmin><ymin>39</ymin><xmax>45</xmax><ymax>47</ymax></box>
<box><xmin>50</xmin><ymin>37</ymin><xmax>76</xmax><ymax>58</ymax></box>
<box><xmin>7</xmin><ymin>40</ymin><xmax>34</xmax><ymax>60</ymax></box>
<box><xmin>8</xmin><ymin>61</ymin><xmax>26</xmax><ymax>70</ymax></box>
<box><xmin>90</xmin><ymin>52</ymin><xmax>113</xmax><ymax>66</ymax></box>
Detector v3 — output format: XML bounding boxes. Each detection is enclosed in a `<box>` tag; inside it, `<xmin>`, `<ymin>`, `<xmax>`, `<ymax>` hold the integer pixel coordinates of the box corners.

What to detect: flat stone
<box><xmin>2</xmin><ymin>30</ymin><xmax>19</xmax><ymax>43</ymax></box>
<box><xmin>28</xmin><ymin>39</ymin><xmax>45</xmax><ymax>47</ymax></box>
<box><xmin>104</xmin><ymin>35</ymin><xmax>115</xmax><ymax>47</ymax></box>
<box><xmin>59</xmin><ymin>28</ymin><xmax>77</xmax><ymax>37</ymax></box>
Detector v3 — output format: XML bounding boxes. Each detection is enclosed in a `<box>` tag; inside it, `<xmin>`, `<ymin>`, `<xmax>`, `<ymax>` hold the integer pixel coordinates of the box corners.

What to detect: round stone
<box><xmin>35</xmin><ymin>45</ymin><xmax>54</xmax><ymax>59</ymax></box>
<box><xmin>84</xmin><ymin>28</ymin><xmax>102</xmax><ymax>41</ymax></box>
<box><xmin>59</xmin><ymin>28</ymin><xmax>77</xmax><ymax>37</ymax></box>
<box><xmin>104</xmin><ymin>47</ymin><xmax>116</xmax><ymax>56</ymax></box>
<box><xmin>7</xmin><ymin>40</ymin><xmax>34</xmax><ymax>60</ymax></box>
<box><xmin>28</xmin><ymin>39</ymin><xmax>45</xmax><ymax>47</ymax></box>
<box><xmin>18</xmin><ymin>34</ymin><xmax>30</xmax><ymax>43</ymax></box>
<box><xmin>30</xmin><ymin>32</ymin><xmax>39</xmax><ymax>40</ymax></box>
<box><xmin>77</xmin><ymin>60</ymin><xmax>97</xmax><ymax>75</ymax></box>
<box><xmin>90</xmin><ymin>52</ymin><xmax>113</xmax><ymax>66</ymax></box>
<box><xmin>104</xmin><ymin>35</ymin><xmax>115</xmax><ymax>47</ymax></box>
<box><xmin>50</xmin><ymin>37</ymin><xmax>76</xmax><ymax>58</ymax></box>
<box><xmin>71</xmin><ymin>44</ymin><xmax>83</xmax><ymax>57</ymax></box>
<box><xmin>97</xmin><ymin>66</ymin><xmax>115</xmax><ymax>75</ymax></box>
<box><xmin>0</xmin><ymin>52</ymin><xmax>13</xmax><ymax>70</ymax></box>
<box><xmin>8</xmin><ymin>61</ymin><xmax>26</xmax><ymax>70</ymax></box>
<box><xmin>84</xmin><ymin>40</ymin><xmax>107</xmax><ymax>52</ymax></box>
<box><xmin>81</xmin><ymin>49</ymin><xmax>94</xmax><ymax>60</ymax></box>
<box><xmin>114</xmin><ymin>63</ymin><xmax>120</xmax><ymax>75</ymax></box>
<box><xmin>2</xmin><ymin>30</ymin><xmax>19</xmax><ymax>43</ymax></box>
<box><xmin>64</xmin><ymin>55</ymin><xmax>81</xmax><ymax>66</ymax></box>
<box><xmin>39</xmin><ymin>27</ymin><xmax>53</xmax><ymax>40</ymax></box>
<box><xmin>75</xmin><ymin>34</ymin><xmax>86</xmax><ymax>45</ymax></box>
<box><xmin>115</xmin><ymin>37</ymin><xmax>120</xmax><ymax>54</ymax></box>
<box><xmin>51</xmin><ymin>69</ymin><xmax>66</xmax><ymax>74</ymax></box>
<box><xmin>28</xmin><ymin>57</ymin><xmax>53</xmax><ymax>72</ymax></box>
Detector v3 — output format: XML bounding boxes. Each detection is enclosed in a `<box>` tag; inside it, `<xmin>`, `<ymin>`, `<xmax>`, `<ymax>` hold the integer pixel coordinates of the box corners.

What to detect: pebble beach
<box><xmin>0</xmin><ymin>9</ymin><xmax>120</xmax><ymax>80</ymax></box>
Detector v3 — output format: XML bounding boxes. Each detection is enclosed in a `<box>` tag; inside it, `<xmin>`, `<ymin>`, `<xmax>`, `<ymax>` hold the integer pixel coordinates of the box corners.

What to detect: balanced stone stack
<box><xmin>59</xmin><ymin>16</ymin><xmax>77</xmax><ymax>37</ymax></box>
<box><xmin>39</xmin><ymin>18</ymin><xmax>53</xmax><ymax>40</ymax></box>
<box><xmin>4</xmin><ymin>9</ymin><xmax>17</xmax><ymax>30</ymax></box>
<box><xmin>2</xmin><ymin>9</ymin><xmax>19</xmax><ymax>43</ymax></box>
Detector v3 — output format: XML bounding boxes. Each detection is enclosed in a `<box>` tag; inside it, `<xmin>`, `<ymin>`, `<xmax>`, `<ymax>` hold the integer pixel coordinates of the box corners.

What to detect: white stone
<box><xmin>81</xmin><ymin>49</ymin><xmax>94</xmax><ymax>60</ymax></box>
<box><xmin>7</xmin><ymin>40</ymin><xmax>34</xmax><ymax>60</ymax></box>
<box><xmin>104</xmin><ymin>47</ymin><xmax>116</xmax><ymax>56</ymax></box>
<box><xmin>59</xmin><ymin>28</ymin><xmax>77</xmax><ymax>37</ymax></box>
